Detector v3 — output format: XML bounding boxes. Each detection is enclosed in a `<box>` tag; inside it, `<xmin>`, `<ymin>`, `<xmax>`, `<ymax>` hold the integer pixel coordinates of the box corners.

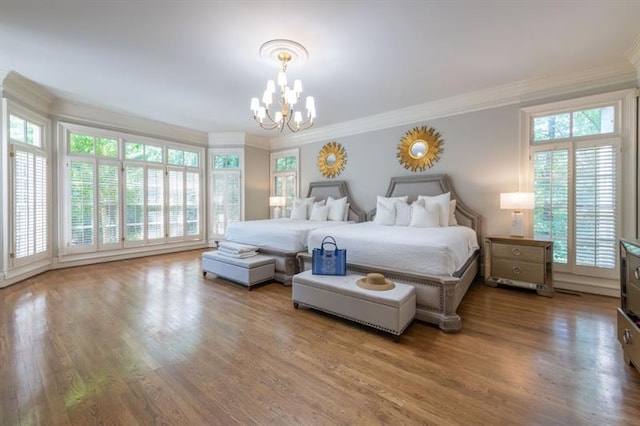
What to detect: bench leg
<box><xmin>293</xmin><ymin>302</ymin><xmax>299</xmax><ymax>309</ymax></box>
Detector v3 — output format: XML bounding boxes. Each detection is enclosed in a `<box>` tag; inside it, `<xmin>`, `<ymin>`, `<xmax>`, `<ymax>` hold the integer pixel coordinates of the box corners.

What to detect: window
<box><xmin>60</xmin><ymin>123</ymin><xmax>204</xmax><ymax>255</ymax></box>
<box><xmin>270</xmin><ymin>149</ymin><xmax>299</xmax><ymax>216</ymax></box>
<box><xmin>210</xmin><ymin>151</ymin><xmax>242</xmax><ymax>238</ymax></box>
<box><xmin>525</xmin><ymin>92</ymin><xmax>629</xmax><ymax>280</ymax></box>
<box><xmin>532</xmin><ymin>105</ymin><xmax>615</xmax><ymax>142</ymax></box>
<box><xmin>10</xmin><ymin>114</ymin><xmax>42</xmax><ymax>147</ymax></box>
<box><xmin>9</xmin><ymin>111</ymin><xmax>49</xmax><ymax>267</ymax></box>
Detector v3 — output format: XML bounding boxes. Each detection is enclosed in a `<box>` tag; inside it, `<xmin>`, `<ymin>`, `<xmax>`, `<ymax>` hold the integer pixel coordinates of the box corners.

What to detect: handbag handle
<box><xmin>321</xmin><ymin>236</ymin><xmax>338</xmax><ymax>250</ymax></box>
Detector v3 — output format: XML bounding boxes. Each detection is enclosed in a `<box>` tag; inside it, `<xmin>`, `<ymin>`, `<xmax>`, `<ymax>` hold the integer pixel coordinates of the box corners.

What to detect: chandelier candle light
<box><xmin>500</xmin><ymin>192</ymin><xmax>535</xmax><ymax>237</ymax></box>
<box><xmin>250</xmin><ymin>40</ymin><xmax>316</xmax><ymax>132</ymax></box>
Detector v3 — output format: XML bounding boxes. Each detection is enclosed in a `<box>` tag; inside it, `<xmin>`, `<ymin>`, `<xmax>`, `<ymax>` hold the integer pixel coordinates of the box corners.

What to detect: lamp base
<box><xmin>510</xmin><ymin>211</ymin><xmax>525</xmax><ymax>237</ymax></box>
<box><xmin>273</xmin><ymin>206</ymin><xmax>282</xmax><ymax>219</ymax></box>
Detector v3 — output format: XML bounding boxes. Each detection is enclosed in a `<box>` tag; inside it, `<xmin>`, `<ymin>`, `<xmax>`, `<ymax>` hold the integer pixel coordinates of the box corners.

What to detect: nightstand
<box><xmin>484</xmin><ymin>235</ymin><xmax>554</xmax><ymax>297</ymax></box>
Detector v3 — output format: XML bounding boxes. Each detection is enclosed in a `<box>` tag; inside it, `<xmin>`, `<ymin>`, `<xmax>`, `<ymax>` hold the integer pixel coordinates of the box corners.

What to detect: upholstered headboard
<box><xmin>368</xmin><ymin>175</ymin><xmax>482</xmax><ymax>243</ymax></box>
<box><xmin>306</xmin><ymin>180</ymin><xmax>366</xmax><ymax>222</ymax></box>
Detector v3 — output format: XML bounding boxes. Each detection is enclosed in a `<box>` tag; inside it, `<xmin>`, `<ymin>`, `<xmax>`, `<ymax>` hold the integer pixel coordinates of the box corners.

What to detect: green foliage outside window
<box><xmin>213</xmin><ymin>154</ymin><xmax>240</xmax><ymax>169</ymax></box>
<box><xmin>71</xmin><ymin>134</ymin><xmax>118</xmax><ymax>157</ymax></box>
<box><xmin>168</xmin><ymin>149</ymin><xmax>199</xmax><ymax>166</ymax></box>
<box><xmin>146</xmin><ymin>145</ymin><xmax>163</xmax><ymax>162</ymax></box>
<box><xmin>275</xmin><ymin>155</ymin><xmax>296</xmax><ymax>171</ymax></box>
<box><xmin>125</xmin><ymin>143</ymin><xmax>144</xmax><ymax>160</ymax></box>
<box><xmin>96</xmin><ymin>138</ymin><xmax>118</xmax><ymax>157</ymax></box>
<box><xmin>70</xmin><ymin>134</ymin><xmax>96</xmax><ymax>154</ymax></box>
<box><xmin>184</xmin><ymin>151</ymin><xmax>199</xmax><ymax>167</ymax></box>
<box><xmin>168</xmin><ymin>149</ymin><xmax>183</xmax><ymax>165</ymax></box>
<box><xmin>10</xmin><ymin>115</ymin><xmax>25</xmax><ymax>141</ymax></box>
<box><xmin>9</xmin><ymin>115</ymin><xmax>42</xmax><ymax>147</ymax></box>
<box><xmin>533</xmin><ymin>105</ymin><xmax>614</xmax><ymax>142</ymax></box>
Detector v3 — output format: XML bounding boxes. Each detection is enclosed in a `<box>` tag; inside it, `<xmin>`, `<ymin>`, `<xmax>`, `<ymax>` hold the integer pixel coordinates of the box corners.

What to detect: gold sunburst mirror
<box><xmin>397</xmin><ymin>126</ymin><xmax>444</xmax><ymax>172</ymax></box>
<box><xmin>317</xmin><ymin>141</ymin><xmax>347</xmax><ymax>178</ymax></box>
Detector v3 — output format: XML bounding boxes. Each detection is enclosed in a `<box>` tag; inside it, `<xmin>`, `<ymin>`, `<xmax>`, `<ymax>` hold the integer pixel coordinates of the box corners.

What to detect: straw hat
<box><xmin>356</xmin><ymin>273</ymin><xmax>395</xmax><ymax>291</ymax></box>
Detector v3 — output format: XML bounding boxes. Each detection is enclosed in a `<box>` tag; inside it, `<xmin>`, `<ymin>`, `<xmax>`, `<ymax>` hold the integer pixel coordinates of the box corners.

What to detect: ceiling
<box><xmin>1</xmin><ymin>1</ymin><xmax>639</xmax><ymax>138</ymax></box>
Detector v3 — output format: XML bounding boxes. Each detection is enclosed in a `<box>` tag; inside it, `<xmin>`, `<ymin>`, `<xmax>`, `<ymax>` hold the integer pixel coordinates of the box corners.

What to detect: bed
<box><xmin>298</xmin><ymin>174</ymin><xmax>482</xmax><ymax>332</ymax></box>
<box><xmin>224</xmin><ymin>180</ymin><xmax>366</xmax><ymax>285</ymax></box>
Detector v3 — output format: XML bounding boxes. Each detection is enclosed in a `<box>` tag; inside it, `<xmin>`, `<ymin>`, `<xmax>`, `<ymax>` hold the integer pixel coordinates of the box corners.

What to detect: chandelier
<box><xmin>250</xmin><ymin>40</ymin><xmax>316</xmax><ymax>132</ymax></box>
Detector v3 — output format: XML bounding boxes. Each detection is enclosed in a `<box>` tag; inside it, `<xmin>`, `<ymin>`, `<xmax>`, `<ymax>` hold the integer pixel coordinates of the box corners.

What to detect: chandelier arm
<box><xmin>254</xmin><ymin>117</ymin><xmax>281</xmax><ymax>131</ymax></box>
<box><xmin>285</xmin><ymin>117</ymin><xmax>314</xmax><ymax>132</ymax></box>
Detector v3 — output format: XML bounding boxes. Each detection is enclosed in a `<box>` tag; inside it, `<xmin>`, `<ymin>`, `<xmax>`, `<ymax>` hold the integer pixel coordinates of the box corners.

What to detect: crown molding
<box><xmin>626</xmin><ymin>33</ymin><xmax>640</xmax><ymax>82</ymax></box>
<box><xmin>270</xmin><ymin>61</ymin><xmax>637</xmax><ymax>150</ymax></box>
<box><xmin>51</xmin><ymin>98</ymin><xmax>208</xmax><ymax>146</ymax></box>
<box><xmin>1</xmin><ymin>70</ymin><xmax>55</xmax><ymax>113</ymax></box>
<box><xmin>208</xmin><ymin>132</ymin><xmax>270</xmax><ymax>150</ymax></box>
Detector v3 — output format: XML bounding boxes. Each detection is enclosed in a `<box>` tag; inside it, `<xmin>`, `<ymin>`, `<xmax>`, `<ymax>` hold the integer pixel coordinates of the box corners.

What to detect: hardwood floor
<box><xmin>1</xmin><ymin>249</ymin><xmax>639</xmax><ymax>425</ymax></box>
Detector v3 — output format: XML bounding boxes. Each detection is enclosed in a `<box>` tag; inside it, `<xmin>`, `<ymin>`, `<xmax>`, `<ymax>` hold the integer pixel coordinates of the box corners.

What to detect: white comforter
<box><xmin>307</xmin><ymin>222</ymin><xmax>479</xmax><ymax>277</ymax></box>
<box><xmin>225</xmin><ymin>219</ymin><xmax>353</xmax><ymax>252</ymax></box>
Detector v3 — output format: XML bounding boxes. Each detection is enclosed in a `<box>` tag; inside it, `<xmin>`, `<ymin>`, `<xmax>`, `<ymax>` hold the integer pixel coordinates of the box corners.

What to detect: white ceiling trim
<box><xmin>208</xmin><ymin>132</ymin><xmax>270</xmax><ymax>150</ymax></box>
<box><xmin>50</xmin><ymin>97</ymin><xmax>208</xmax><ymax>146</ymax></box>
<box><xmin>626</xmin><ymin>33</ymin><xmax>640</xmax><ymax>81</ymax></box>
<box><xmin>269</xmin><ymin>61</ymin><xmax>638</xmax><ymax>150</ymax></box>
<box><xmin>2</xmin><ymin>71</ymin><xmax>55</xmax><ymax>114</ymax></box>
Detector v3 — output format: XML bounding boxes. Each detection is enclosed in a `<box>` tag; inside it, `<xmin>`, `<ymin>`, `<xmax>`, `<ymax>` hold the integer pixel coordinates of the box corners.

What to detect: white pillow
<box><xmin>290</xmin><ymin>202</ymin><xmax>308</xmax><ymax>220</ymax></box>
<box><xmin>409</xmin><ymin>202</ymin><xmax>440</xmax><ymax>227</ymax></box>
<box><xmin>343</xmin><ymin>203</ymin><xmax>350</xmax><ymax>221</ymax></box>
<box><xmin>449</xmin><ymin>199</ymin><xmax>458</xmax><ymax>226</ymax></box>
<box><xmin>394</xmin><ymin>200</ymin><xmax>411</xmax><ymax>226</ymax></box>
<box><xmin>326</xmin><ymin>196</ymin><xmax>348</xmax><ymax>221</ymax></box>
<box><xmin>309</xmin><ymin>204</ymin><xmax>329</xmax><ymax>221</ymax></box>
<box><xmin>374</xmin><ymin>201</ymin><xmax>396</xmax><ymax>225</ymax></box>
<box><xmin>374</xmin><ymin>195</ymin><xmax>408</xmax><ymax>225</ymax></box>
<box><xmin>291</xmin><ymin>196</ymin><xmax>316</xmax><ymax>219</ymax></box>
<box><xmin>418</xmin><ymin>192</ymin><xmax>450</xmax><ymax>227</ymax></box>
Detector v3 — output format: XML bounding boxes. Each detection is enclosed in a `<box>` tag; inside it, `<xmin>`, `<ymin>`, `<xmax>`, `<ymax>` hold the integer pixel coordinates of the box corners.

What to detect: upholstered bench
<box><xmin>202</xmin><ymin>251</ymin><xmax>275</xmax><ymax>289</ymax></box>
<box><xmin>292</xmin><ymin>270</ymin><xmax>416</xmax><ymax>339</ymax></box>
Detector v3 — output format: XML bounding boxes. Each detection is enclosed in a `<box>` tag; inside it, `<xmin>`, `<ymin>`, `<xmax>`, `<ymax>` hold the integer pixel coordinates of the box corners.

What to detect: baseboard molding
<box><xmin>554</xmin><ymin>280</ymin><xmax>619</xmax><ymax>298</ymax></box>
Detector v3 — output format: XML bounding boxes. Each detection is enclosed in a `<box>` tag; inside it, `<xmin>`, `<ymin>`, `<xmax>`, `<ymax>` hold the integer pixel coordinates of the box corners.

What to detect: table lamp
<box><xmin>500</xmin><ymin>192</ymin><xmax>534</xmax><ymax>237</ymax></box>
<box><xmin>269</xmin><ymin>196</ymin><xmax>286</xmax><ymax>219</ymax></box>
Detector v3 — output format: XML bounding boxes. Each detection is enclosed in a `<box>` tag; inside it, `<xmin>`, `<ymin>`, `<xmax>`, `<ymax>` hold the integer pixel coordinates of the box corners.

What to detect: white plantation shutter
<box><xmin>98</xmin><ymin>163</ymin><xmax>120</xmax><ymax>246</ymax></box>
<box><xmin>186</xmin><ymin>172</ymin><xmax>200</xmax><ymax>236</ymax></box>
<box><xmin>125</xmin><ymin>166</ymin><xmax>144</xmax><ymax>242</ymax></box>
<box><xmin>61</xmin><ymin>123</ymin><xmax>204</xmax><ymax>255</ymax></box>
<box><xmin>168</xmin><ymin>169</ymin><xmax>184</xmax><ymax>237</ymax></box>
<box><xmin>147</xmin><ymin>167</ymin><xmax>164</xmax><ymax>240</ymax></box>
<box><xmin>533</xmin><ymin>149</ymin><xmax>569</xmax><ymax>265</ymax></box>
<box><xmin>34</xmin><ymin>155</ymin><xmax>47</xmax><ymax>254</ymax></box>
<box><xmin>13</xmin><ymin>149</ymin><xmax>47</xmax><ymax>262</ymax></box>
<box><xmin>575</xmin><ymin>145</ymin><xmax>616</xmax><ymax>268</ymax></box>
<box><xmin>70</xmin><ymin>160</ymin><xmax>95</xmax><ymax>247</ymax></box>
<box><xmin>212</xmin><ymin>170</ymin><xmax>240</xmax><ymax>235</ymax></box>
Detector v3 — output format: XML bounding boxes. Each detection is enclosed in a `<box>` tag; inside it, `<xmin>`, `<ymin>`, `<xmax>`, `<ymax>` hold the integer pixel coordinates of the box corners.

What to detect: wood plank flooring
<box><xmin>1</xmin><ymin>249</ymin><xmax>639</xmax><ymax>425</ymax></box>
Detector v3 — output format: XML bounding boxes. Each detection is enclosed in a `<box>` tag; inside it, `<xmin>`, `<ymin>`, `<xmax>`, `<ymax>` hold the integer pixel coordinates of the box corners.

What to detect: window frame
<box><xmin>209</xmin><ymin>148</ymin><xmax>243</xmax><ymax>241</ymax></box>
<box><xmin>6</xmin><ymin>102</ymin><xmax>51</xmax><ymax>270</ymax></box>
<box><xmin>522</xmin><ymin>88</ymin><xmax>637</xmax><ymax>283</ymax></box>
<box><xmin>58</xmin><ymin>122</ymin><xmax>205</xmax><ymax>257</ymax></box>
<box><xmin>270</xmin><ymin>148</ymin><xmax>299</xmax><ymax>217</ymax></box>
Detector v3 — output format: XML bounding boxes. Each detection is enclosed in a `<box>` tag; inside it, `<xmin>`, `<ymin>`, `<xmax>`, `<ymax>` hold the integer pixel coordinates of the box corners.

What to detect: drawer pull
<box><xmin>634</xmin><ymin>266</ymin><xmax>640</xmax><ymax>280</ymax></box>
<box><xmin>512</xmin><ymin>248</ymin><xmax>522</xmax><ymax>256</ymax></box>
<box><xmin>512</xmin><ymin>266</ymin><xmax>522</xmax><ymax>275</ymax></box>
<box><xmin>623</xmin><ymin>329</ymin><xmax>632</xmax><ymax>345</ymax></box>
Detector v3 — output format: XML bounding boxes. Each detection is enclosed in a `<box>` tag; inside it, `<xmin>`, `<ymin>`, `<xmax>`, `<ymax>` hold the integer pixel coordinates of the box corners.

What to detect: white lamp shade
<box><xmin>293</xmin><ymin>79</ymin><xmax>302</xmax><ymax>93</ymax></box>
<box><xmin>266</xmin><ymin>80</ymin><xmax>276</xmax><ymax>93</ymax></box>
<box><xmin>250</xmin><ymin>98</ymin><xmax>259</xmax><ymax>112</ymax></box>
<box><xmin>500</xmin><ymin>192</ymin><xmax>534</xmax><ymax>211</ymax></box>
<box><xmin>269</xmin><ymin>196</ymin><xmax>286</xmax><ymax>207</ymax></box>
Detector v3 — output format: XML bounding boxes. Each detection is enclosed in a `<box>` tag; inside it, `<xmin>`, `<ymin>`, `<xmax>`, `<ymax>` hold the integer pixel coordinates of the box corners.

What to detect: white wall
<box><xmin>299</xmin><ymin>105</ymin><xmax>521</xmax><ymax>238</ymax></box>
<box><xmin>244</xmin><ymin>144</ymin><xmax>270</xmax><ymax>220</ymax></box>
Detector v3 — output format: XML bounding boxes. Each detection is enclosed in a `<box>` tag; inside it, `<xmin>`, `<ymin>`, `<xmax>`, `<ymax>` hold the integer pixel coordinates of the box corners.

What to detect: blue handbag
<box><xmin>312</xmin><ymin>236</ymin><xmax>347</xmax><ymax>275</ymax></box>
